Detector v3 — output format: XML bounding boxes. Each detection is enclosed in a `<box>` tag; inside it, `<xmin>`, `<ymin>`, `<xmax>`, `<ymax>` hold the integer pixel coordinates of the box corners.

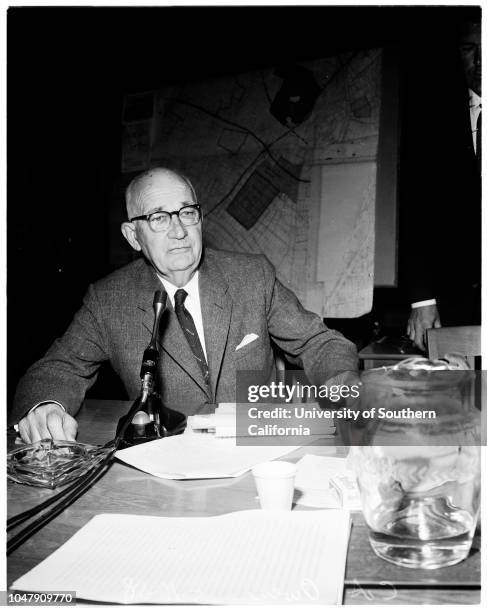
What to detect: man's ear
<box><xmin>121</xmin><ymin>222</ymin><xmax>142</xmax><ymax>251</ymax></box>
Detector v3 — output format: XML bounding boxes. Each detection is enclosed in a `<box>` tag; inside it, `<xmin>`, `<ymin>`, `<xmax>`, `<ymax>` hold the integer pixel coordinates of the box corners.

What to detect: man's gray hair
<box><xmin>125</xmin><ymin>167</ymin><xmax>197</xmax><ymax>218</ymax></box>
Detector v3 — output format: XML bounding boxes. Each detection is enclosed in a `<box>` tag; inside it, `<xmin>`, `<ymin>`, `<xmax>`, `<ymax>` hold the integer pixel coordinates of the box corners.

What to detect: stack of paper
<box><xmin>115</xmin><ymin>434</ymin><xmax>300</xmax><ymax>479</ymax></box>
<box><xmin>11</xmin><ymin>510</ymin><xmax>351</xmax><ymax>604</ymax></box>
<box><xmin>189</xmin><ymin>402</ymin><xmax>336</xmax><ymax>438</ymax></box>
<box><xmin>294</xmin><ymin>454</ymin><xmax>362</xmax><ymax>510</ymax></box>
<box><xmin>189</xmin><ymin>412</ymin><xmax>236</xmax><ymax>437</ymax></box>
<box><xmin>189</xmin><ymin>402</ymin><xmax>242</xmax><ymax>437</ymax></box>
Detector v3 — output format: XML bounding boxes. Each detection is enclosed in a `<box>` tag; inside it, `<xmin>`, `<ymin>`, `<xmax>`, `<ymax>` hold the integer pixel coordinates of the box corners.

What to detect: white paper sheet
<box><xmin>115</xmin><ymin>434</ymin><xmax>301</xmax><ymax>479</ymax></box>
<box><xmin>294</xmin><ymin>454</ymin><xmax>361</xmax><ymax>509</ymax></box>
<box><xmin>11</xmin><ymin>510</ymin><xmax>351</xmax><ymax>604</ymax></box>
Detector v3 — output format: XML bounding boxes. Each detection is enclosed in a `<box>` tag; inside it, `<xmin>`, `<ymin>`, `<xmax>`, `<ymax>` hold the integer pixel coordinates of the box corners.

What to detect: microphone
<box><xmin>139</xmin><ymin>289</ymin><xmax>167</xmax><ymax>400</ymax></box>
<box><xmin>116</xmin><ymin>289</ymin><xmax>185</xmax><ymax>447</ymax></box>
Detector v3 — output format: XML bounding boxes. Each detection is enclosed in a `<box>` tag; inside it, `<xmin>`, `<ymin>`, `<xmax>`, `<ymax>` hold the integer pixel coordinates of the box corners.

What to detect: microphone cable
<box><xmin>7</xmin><ymin>397</ymin><xmax>144</xmax><ymax>555</ymax></box>
<box><xmin>7</xmin><ymin>290</ymin><xmax>168</xmax><ymax>555</ymax></box>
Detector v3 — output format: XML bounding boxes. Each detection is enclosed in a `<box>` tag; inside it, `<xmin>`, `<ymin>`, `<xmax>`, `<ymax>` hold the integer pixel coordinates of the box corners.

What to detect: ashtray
<box><xmin>7</xmin><ymin>439</ymin><xmax>111</xmax><ymax>489</ymax></box>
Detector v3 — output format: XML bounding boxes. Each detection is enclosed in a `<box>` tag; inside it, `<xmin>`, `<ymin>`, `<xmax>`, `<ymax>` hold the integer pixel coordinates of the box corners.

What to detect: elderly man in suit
<box><xmin>12</xmin><ymin>167</ymin><xmax>358</xmax><ymax>443</ymax></box>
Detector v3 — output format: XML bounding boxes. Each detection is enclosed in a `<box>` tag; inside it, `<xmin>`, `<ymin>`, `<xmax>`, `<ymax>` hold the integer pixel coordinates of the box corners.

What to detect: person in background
<box><xmin>404</xmin><ymin>18</ymin><xmax>481</xmax><ymax>351</ymax></box>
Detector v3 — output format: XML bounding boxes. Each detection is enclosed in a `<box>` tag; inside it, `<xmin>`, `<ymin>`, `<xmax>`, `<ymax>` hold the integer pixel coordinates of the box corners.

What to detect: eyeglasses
<box><xmin>130</xmin><ymin>204</ymin><xmax>202</xmax><ymax>232</ymax></box>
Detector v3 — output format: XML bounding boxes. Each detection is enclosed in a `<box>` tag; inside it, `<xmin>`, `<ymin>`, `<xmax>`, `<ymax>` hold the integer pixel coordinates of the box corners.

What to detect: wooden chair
<box><xmin>426</xmin><ymin>325</ymin><xmax>481</xmax><ymax>369</ymax></box>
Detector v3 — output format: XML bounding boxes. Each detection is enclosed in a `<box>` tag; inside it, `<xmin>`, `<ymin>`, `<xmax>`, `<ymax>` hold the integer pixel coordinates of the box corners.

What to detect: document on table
<box><xmin>11</xmin><ymin>510</ymin><xmax>351</xmax><ymax>604</ymax></box>
<box><xmin>189</xmin><ymin>412</ymin><xmax>237</xmax><ymax>437</ymax></box>
<box><xmin>115</xmin><ymin>434</ymin><xmax>301</xmax><ymax>479</ymax></box>
<box><xmin>189</xmin><ymin>402</ymin><xmax>336</xmax><ymax>438</ymax></box>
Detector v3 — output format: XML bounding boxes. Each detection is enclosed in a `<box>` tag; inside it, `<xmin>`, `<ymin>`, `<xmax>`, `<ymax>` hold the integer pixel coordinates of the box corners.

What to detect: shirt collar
<box><xmin>469</xmin><ymin>88</ymin><xmax>481</xmax><ymax>109</ymax></box>
<box><xmin>157</xmin><ymin>271</ymin><xmax>199</xmax><ymax>304</ymax></box>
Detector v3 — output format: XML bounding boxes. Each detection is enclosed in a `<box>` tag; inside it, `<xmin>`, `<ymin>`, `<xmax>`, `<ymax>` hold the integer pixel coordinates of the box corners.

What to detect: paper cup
<box><xmin>252</xmin><ymin>461</ymin><xmax>297</xmax><ymax>511</ymax></box>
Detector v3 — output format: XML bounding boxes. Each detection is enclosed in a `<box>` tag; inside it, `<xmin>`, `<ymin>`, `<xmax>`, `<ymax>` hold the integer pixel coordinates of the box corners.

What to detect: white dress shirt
<box><xmin>158</xmin><ymin>271</ymin><xmax>208</xmax><ymax>361</ymax></box>
<box><xmin>469</xmin><ymin>88</ymin><xmax>481</xmax><ymax>154</ymax></box>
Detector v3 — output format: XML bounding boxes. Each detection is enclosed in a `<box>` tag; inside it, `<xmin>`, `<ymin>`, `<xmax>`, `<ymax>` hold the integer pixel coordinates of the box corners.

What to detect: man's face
<box><xmin>459</xmin><ymin>22</ymin><xmax>481</xmax><ymax>95</ymax></box>
<box><xmin>125</xmin><ymin>172</ymin><xmax>203</xmax><ymax>284</ymax></box>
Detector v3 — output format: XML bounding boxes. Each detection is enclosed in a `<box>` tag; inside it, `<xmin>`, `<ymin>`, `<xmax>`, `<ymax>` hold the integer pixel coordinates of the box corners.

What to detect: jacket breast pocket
<box><xmin>234</xmin><ymin>338</ymin><xmax>269</xmax><ymax>370</ymax></box>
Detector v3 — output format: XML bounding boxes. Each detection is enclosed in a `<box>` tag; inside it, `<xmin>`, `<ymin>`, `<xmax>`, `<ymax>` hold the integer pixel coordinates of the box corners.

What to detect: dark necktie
<box><xmin>174</xmin><ymin>289</ymin><xmax>210</xmax><ymax>385</ymax></box>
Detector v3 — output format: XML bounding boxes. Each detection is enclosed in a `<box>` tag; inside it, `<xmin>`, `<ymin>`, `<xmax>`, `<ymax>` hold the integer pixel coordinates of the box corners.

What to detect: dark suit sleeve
<box><xmin>260</xmin><ymin>257</ymin><xmax>358</xmax><ymax>384</ymax></box>
<box><xmin>10</xmin><ymin>284</ymin><xmax>110</xmax><ymax>425</ymax></box>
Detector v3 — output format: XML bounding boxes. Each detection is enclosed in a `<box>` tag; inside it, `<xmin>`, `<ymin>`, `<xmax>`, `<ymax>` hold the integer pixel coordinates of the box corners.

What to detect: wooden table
<box><xmin>7</xmin><ymin>400</ymin><xmax>481</xmax><ymax>605</ymax></box>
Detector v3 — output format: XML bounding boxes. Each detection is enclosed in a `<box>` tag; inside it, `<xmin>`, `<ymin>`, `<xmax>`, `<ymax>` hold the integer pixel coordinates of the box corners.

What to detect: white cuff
<box><xmin>14</xmin><ymin>401</ymin><xmax>66</xmax><ymax>432</ymax></box>
<box><xmin>411</xmin><ymin>299</ymin><xmax>437</xmax><ymax>308</ymax></box>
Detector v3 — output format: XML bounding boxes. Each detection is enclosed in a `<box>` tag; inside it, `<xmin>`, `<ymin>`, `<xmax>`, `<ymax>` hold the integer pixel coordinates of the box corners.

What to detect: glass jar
<box><xmin>350</xmin><ymin>360</ymin><xmax>481</xmax><ymax>569</ymax></box>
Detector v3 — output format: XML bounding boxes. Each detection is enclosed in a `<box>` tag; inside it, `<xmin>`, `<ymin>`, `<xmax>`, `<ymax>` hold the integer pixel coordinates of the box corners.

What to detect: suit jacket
<box><xmin>11</xmin><ymin>249</ymin><xmax>358</xmax><ymax>424</ymax></box>
<box><xmin>399</xmin><ymin>50</ymin><xmax>481</xmax><ymax>322</ymax></box>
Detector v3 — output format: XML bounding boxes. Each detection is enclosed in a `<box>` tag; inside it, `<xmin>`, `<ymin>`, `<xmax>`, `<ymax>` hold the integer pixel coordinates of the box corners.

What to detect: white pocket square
<box><xmin>235</xmin><ymin>333</ymin><xmax>259</xmax><ymax>351</ymax></box>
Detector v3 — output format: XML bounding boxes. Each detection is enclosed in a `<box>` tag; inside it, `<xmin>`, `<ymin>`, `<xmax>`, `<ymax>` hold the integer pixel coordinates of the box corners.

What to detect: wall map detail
<box><xmin>122</xmin><ymin>50</ymin><xmax>382</xmax><ymax>317</ymax></box>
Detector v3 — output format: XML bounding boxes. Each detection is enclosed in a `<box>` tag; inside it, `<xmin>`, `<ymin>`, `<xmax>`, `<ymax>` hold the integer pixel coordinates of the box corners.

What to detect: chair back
<box><xmin>427</xmin><ymin>325</ymin><xmax>481</xmax><ymax>369</ymax></box>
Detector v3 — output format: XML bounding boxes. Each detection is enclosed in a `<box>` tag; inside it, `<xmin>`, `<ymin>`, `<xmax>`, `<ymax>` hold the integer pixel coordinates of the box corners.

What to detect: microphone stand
<box><xmin>7</xmin><ymin>290</ymin><xmax>186</xmax><ymax>554</ymax></box>
<box><xmin>116</xmin><ymin>289</ymin><xmax>186</xmax><ymax>446</ymax></box>
<box><xmin>116</xmin><ymin>289</ymin><xmax>168</xmax><ymax>445</ymax></box>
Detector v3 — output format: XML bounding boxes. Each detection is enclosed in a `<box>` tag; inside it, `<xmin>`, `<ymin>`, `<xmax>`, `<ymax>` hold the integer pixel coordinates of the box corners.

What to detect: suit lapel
<box><xmin>199</xmin><ymin>251</ymin><xmax>232</xmax><ymax>399</ymax></box>
<box><xmin>135</xmin><ymin>259</ymin><xmax>210</xmax><ymax>397</ymax></box>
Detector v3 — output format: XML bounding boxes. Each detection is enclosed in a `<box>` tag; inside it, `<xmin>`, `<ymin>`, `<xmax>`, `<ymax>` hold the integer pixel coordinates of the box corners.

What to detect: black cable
<box><xmin>7</xmin><ymin>461</ymin><xmax>113</xmax><ymax>555</ymax></box>
<box><xmin>8</xmin><ymin>291</ymin><xmax>169</xmax><ymax>552</ymax></box>
<box><xmin>7</xmin><ymin>449</ymin><xmax>112</xmax><ymax>531</ymax></box>
<box><xmin>6</xmin><ymin>398</ymin><xmax>142</xmax><ymax>549</ymax></box>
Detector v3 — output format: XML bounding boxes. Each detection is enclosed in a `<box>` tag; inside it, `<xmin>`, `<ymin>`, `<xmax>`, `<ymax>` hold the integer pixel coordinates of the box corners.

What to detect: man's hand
<box><xmin>17</xmin><ymin>403</ymin><xmax>78</xmax><ymax>444</ymax></box>
<box><xmin>407</xmin><ymin>304</ymin><xmax>441</xmax><ymax>351</ymax></box>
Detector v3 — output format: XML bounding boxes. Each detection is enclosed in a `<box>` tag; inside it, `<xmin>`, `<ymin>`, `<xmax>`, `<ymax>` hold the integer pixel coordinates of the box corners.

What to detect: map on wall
<box><xmin>122</xmin><ymin>50</ymin><xmax>382</xmax><ymax>317</ymax></box>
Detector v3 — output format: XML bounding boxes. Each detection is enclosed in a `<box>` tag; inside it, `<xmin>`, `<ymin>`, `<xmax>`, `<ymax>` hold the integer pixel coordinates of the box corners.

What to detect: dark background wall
<box><xmin>7</xmin><ymin>5</ymin><xmax>480</xmax><ymax>404</ymax></box>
